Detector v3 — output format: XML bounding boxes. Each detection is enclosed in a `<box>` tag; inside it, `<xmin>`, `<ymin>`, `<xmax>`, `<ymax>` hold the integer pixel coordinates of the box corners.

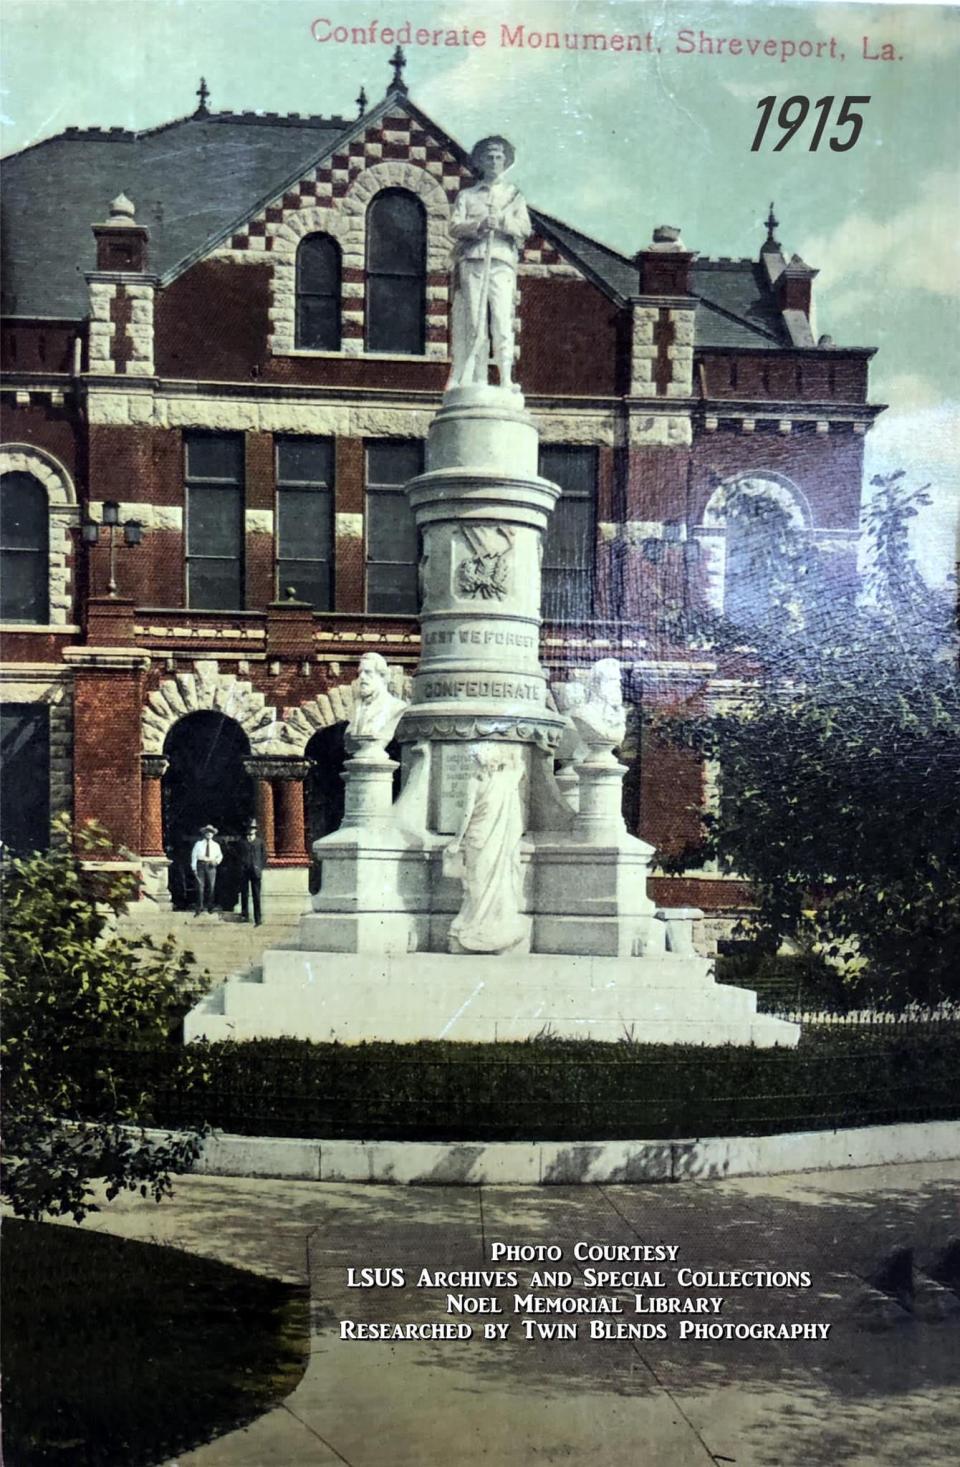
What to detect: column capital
<box><xmin>243</xmin><ymin>756</ymin><xmax>311</xmax><ymax>781</ymax></box>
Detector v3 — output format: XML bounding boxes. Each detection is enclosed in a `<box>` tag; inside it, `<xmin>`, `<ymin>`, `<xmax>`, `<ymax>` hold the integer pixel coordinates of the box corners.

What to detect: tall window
<box><xmin>365</xmin><ymin>441</ymin><xmax>423</xmax><ymax>613</ymax></box>
<box><xmin>276</xmin><ymin>438</ymin><xmax>334</xmax><ymax>609</ymax></box>
<box><xmin>539</xmin><ymin>446</ymin><xmax>597</xmax><ymax>621</ymax></box>
<box><xmin>185</xmin><ymin>434</ymin><xmax>244</xmax><ymax>610</ymax></box>
<box><xmin>1</xmin><ymin>472</ymin><xmax>48</xmax><ymax>623</ymax></box>
<box><xmin>365</xmin><ymin>190</ymin><xmax>426</xmax><ymax>355</ymax></box>
<box><xmin>0</xmin><ymin>704</ymin><xmax>49</xmax><ymax>852</ymax></box>
<box><xmin>296</xmin><ymin>234</ymin><xmax>341</xmax><ymax>351</ymax></box>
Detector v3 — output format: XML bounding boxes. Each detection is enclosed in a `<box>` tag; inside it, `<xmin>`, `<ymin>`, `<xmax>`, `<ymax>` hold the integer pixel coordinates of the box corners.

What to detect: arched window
<box><xmin>296</xmin><ymin>234</ymin><xmax>341</xmax><ymax>351</ymax></box>
<box><xmin>1</xmin><ymin>472</ymin><xmax>49</xmax><ymax>623</ymax></box>
<box><xmin>701</xmin><ymin>474</ymin><xmax>811</xmax><ymax>631</ymax></box>
<box><xmin>365</xmin><ymin>190</ymin><xmax>426</xmax><ymax>355</ymax></box>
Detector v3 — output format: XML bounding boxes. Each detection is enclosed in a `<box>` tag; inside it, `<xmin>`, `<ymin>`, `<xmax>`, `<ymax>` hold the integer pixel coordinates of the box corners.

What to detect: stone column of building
<box><xmin>244</xmin><ymin>760</ymin><xmax>277</xmax><ymax>858</ymax></box>
<box><xmin>138</xmin><ymin>753</ymin><xmax>171</xmax><ymax>904</ymax></box>
<box><xmin>273</xmin><ymin>763</ymin><xmax>310</xmax><ymax>860</ymax></box>
<box><xmin>625</xmin><ymin>227</ymin><xmax>698</xmax><ymax>624</ymax></box>
<box><xmin>139</xmin><ymin>756</ymin><xmax>167</xmax><ymax>855</ymax></box>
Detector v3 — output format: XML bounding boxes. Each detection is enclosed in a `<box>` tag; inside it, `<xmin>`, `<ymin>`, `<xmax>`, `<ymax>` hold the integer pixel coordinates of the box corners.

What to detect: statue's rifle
<box><xmin>461</xmin><ymin>222</ymin><xmax>495</xmax><ymax>385</ymax></box>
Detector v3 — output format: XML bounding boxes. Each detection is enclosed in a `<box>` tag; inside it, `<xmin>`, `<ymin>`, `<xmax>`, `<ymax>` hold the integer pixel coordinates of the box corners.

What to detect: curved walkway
<box><xmin>61</xmin><ymin>1160</ymin><xmax>960</xmax><ymax>1466</ymax></box>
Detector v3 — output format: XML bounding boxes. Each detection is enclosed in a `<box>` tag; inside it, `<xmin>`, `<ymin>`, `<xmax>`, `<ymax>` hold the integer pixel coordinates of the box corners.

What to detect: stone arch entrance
<box><xmin>305</xmin><ymin>724</ymin><xmax>348</xmax><ymax>850</ymax></box>
<box><xmin>162</xmin><ymin>711</ymin><xmax>254</xmax><ymax>909</ymax></box>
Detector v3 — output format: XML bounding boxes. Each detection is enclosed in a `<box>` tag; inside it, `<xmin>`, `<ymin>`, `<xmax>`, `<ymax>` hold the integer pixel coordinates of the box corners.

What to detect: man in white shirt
<box><xmin>448</xmin><ymin>135</ymin><xmax>531</xmax><ymax>392</ymax></box>
<box><xmin>190</xmin><ymin>822</ymin><xmax>223</xmax><ymax>916</ymax></box>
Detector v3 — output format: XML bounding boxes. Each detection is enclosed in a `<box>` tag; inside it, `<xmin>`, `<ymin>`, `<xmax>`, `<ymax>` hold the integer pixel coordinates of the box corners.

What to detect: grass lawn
<box><xmin>2</xmin><ymin>1218</ymin><xmax>309</xmax><ymax>1466</ymax></box>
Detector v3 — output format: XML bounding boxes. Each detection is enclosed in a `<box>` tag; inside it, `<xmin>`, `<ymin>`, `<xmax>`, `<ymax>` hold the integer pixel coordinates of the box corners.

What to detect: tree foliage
<box><xmin>654</xmin><ymin>473</ymin><xmax>959</xmax><ymax>1008</ymax></box>
<box><xmin>1</xmin><ymin>818</ymin><xmax>209</xmax><ymax>1221</ymax></box>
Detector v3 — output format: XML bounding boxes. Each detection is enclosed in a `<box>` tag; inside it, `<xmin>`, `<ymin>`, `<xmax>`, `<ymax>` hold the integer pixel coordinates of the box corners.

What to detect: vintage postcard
<box><xmin>2</xmin><ymin>0</ymin><xmax>958</xmax><ymax>1463</ymax></box>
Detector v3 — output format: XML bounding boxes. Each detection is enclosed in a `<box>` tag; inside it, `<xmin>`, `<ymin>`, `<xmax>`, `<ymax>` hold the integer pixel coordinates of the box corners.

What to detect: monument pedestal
<box><xmin>185</xmin><ymin>381</ymin><xmax>799</xmax><ymax>1050</ymax></box>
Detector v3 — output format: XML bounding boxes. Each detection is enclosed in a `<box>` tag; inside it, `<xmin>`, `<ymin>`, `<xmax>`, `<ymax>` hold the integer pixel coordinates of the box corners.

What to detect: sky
<box><xmin>2</xmin><ymin>0</ymin><xmax>958</xmax><ymax>584</ymax></box>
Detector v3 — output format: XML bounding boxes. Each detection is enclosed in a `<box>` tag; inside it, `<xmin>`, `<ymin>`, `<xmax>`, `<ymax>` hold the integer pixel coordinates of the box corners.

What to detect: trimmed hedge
<box><xmin>76</xmin><ymin>1024</ymin><xmax>960</xmax><ymax>1143</ymax></box>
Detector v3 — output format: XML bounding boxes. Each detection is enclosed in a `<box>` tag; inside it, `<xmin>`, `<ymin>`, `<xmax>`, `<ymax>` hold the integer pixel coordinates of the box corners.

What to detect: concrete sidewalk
<box><xmin>71</xmin><ymin>1162</ymin><xmax>960</xmax><ymax>1466</ymax></box>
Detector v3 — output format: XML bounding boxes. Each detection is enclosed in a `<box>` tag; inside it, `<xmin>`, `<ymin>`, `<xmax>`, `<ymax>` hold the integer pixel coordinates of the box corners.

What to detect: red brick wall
<box><xmin>691</xmin><ymin>424</ymin><xmax>864</xmax><ymax>528</ymax></box>
<box><xmin>1</xmin><ymin>321</ymin><xmax>77</xmax><ymax>375</ymax></box>
<box><xmin>0</xmin><ymin>399</ymin><xmax>80</xmax><ymax>480</ymax></box>
<box><xmin>72</xmin><ymin>667</ymin><xmax>144</xmax><ymax>852</ymax></box>
<box><xmin>155</xmin><ymin>261</ymin><xmax>272</xmax><ymax>381</ymax></box>
<box><xmin>637</xmin><ymin>723</ymin><xmax>705</xmax><ymax>859</ymax></box>
<box><xmin>625</xmin><ymin>446</ymin><xmax>689</xmax><ymax>521</ymax></box>
<box><xmin>519</xmin><ymin>278</ymin><xmax>623</xmax><ymax>396</ymax></box>
<box><xmin>334</xmin><ymin>437</ymin><xmax>365</xmax><ymax>612</ymax></box>
<box><xmin>153</xmin><ymin>257</ymin><xmax>631</xmax><ymax>397</ymax></box>
<box><xmin>698</xmin><ymin>351</ymin><xmax>870</xmax><ymax>403</ymax></box>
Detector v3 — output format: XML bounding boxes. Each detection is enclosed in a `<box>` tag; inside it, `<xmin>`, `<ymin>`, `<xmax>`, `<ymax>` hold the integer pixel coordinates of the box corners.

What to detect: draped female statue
<box><xmin>446</xmin><ymin>743</ymin><xmax>527</xmax><ymax>953</ymax></box>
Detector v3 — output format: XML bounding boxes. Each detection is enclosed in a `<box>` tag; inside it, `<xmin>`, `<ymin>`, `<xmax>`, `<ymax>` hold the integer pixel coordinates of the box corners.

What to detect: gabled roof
<box><xmin>2</xmin><ymin>92</ymin><xmax>808</xmax><ymax>356</ymax></box>
<box><xmin>693</xmin><ymin>260</ymin><xmax>791</xmax><ymax>350</ymax></box>
<box><xmin>2</xmin><ymin>110</ymin><xmax>352</xmax><ymax>316</ymax></box>
<box><xmin>521</xmin><ymin>218</ymin><xmax>798</xmax><ymax>351</ymax></box>
<box><xmin>529</xmin><ymin>209</ymin><xmax>639</xmax><ymax>303</ymax></box>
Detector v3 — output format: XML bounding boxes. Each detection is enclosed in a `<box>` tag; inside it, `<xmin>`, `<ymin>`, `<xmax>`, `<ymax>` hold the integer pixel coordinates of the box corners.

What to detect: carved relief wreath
<box><xmin>455</xmin><ymin>524</ymin><xmax>515</xmax><ymax>601</ymax></box>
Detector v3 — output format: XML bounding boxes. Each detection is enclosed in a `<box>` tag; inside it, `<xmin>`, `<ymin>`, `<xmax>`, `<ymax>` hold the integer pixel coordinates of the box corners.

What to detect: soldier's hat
<box><xmin>470</xmin><ymin>135</ymin><xmax>515</xmax><ymax>170</ymax></box>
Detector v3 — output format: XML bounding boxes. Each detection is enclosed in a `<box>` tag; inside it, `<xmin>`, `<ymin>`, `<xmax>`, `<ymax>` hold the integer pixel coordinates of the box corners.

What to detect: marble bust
<box><xmin>447</xmin><ymin>135</ymin><xmax>531</xmax><ymax>392</ymax></box>
<box><xmin>346</xmin><ymin>652</ymin><xmax>407</xmax><ymax>752</ymax></box>
<box><xmin>569</xmin><ymin>658</ymin><xmax>627</xmax><ymax>757</ymax></box>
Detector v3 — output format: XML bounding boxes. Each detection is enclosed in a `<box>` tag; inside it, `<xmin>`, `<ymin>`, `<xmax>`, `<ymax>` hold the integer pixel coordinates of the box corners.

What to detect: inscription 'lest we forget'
<box><xmin>424</xmin><ymin>627</ymin><xmax>537</xmax><ymax>651</ymax></box>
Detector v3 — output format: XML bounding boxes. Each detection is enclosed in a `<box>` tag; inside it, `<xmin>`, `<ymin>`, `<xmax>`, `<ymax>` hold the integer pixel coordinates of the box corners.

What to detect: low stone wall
<box><xmin>153</xmin><ymin>1120</ymin><xmax>960</xmax><ymax>1186</ymax></box>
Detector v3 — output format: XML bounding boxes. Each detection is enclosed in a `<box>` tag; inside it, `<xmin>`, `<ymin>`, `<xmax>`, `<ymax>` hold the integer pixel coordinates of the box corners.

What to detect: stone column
<box><xmin>573</xmin><ymin>744</ymin><xmax>629</xmax><ymax>843</ymax></box>
<box><xmin>401</xmin><ymin>384</ymin><xmax>567</xmax><ymax>833</ymax></box>
<box><xmin>272</xmin><ymin>762</ymin><xmax>310</xmax><ymax>860</ymax></box>
<box><xmin>140</xmin><ymin>755</ymin><xmax>167</xmax><ymax>856</ymax></box>
<box><xmin>138</xmin><ymin>753</ymin><xmax>170</xmax><ymax>905</ymax></box>
<box><xmin>340</xmin><ymin>736</ymin><xmax>399</xmax><ymax>830</ymax></box>
<box><xmin>256</xmin><ymin>779</ymin><xmax>276</xmax><ymax>858</ymax></box>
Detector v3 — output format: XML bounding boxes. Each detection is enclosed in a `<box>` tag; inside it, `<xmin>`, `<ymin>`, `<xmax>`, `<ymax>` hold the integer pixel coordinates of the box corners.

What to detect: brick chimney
<box><xmin>635</xmin><ymin>226</ymin><xmax>696</xmax><ymax>297</ymax></box>
<box><xmin>92</xmin><ymin>192</ymin><xmax>149</xmax><ymax>273</ymax></box>
<box><xmin>776</xmin><ymin>253</ymin><xmax>818</xmax><ymax>317</ymax></box>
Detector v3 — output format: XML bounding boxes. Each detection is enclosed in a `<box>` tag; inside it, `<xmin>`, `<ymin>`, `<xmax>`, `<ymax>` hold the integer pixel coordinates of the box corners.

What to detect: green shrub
<box><xmin>1</xmin><ymin>818</ymin><xmax>209</xmax><ymax>1221</ymax></box>
<box><xmin>77</xmin><ymin>1025</ymin><xmax>960</xmax><ymax>1143</ymax></box>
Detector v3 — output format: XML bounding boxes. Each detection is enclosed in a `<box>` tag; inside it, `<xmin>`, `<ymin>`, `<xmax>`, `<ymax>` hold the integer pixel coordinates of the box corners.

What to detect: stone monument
<box><xmin>186</xmin><ymin>136</ymin><xmax>797</xmax><ymax>1049</ymax></box>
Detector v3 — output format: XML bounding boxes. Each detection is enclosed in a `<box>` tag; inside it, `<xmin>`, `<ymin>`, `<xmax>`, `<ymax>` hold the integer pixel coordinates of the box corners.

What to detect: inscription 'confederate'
<box><xmin>422</xmin><ymin>677</ymin><xmax>542</xmax><ymax>701</ymax></box>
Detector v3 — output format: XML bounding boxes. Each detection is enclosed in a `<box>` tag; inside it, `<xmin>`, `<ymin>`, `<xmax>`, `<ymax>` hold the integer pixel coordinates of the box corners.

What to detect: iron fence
<box><xmin>69</xmin><ymin>1017</ymin><xmax>960</xmax><ymax>1143</ymax></box>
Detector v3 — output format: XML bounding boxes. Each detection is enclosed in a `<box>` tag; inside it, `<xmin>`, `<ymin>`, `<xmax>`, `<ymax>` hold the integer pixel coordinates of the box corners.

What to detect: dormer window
<box><xmin>296</xmin><ymin>234</ymin><xmax>342</xmax><ymax>351</ymax></box>
<box><xmin>365</xmin><ymin>190</ymin><xmax>426</xmax><ymax>355</ymax></box>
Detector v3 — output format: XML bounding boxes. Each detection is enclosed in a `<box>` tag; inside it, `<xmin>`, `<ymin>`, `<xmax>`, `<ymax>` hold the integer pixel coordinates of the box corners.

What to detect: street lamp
<box><xmin>82</xmin><ymin>501</ymin><xmax>143</xmax><ymax>596</ymax></box>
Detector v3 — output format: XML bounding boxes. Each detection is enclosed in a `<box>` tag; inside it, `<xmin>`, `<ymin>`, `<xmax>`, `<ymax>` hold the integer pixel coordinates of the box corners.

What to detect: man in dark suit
<box><xmin>238</xmin><ymin>817</ymin><xmax>267</xmax><ymax>926</ymax></box>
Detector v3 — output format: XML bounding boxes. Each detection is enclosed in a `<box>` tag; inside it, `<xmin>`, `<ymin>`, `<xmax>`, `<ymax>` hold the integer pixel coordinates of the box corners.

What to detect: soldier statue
<box><xmin>448</xmin><ymin>135</ymin><xmax>531</xmax><ymax>392</ymax></box>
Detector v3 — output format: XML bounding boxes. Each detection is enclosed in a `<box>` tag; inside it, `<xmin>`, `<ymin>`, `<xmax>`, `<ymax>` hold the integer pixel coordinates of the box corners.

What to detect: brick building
<box><xmin>0</xmin><ymin>62</ymin><xmax>880</xmax><ymax>920</ymax></box>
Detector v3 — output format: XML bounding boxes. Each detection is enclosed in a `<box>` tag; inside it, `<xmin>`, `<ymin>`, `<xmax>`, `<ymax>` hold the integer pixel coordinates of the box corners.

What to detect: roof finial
<box><xmin>356</xmin><ymin>84</ymin><xmax>368</xmax><ymax>117</ymax></box>
<box><xmin>388</xmin><ymin>45</ymin><xmax>407</xmax><ymax>94</ymax></box>
<box><xmin>764</xmin><ymin>201</ymin><xmax>780</xmax><ymax>249</ymax></box>
<box><xmin>196</xmin><ymin>77</ymin><xmax>210</xmax><ymax>117</ymax></box>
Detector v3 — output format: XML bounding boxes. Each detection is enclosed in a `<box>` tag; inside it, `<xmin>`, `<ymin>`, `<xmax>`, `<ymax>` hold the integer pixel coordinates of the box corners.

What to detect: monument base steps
<box><xmin>183</xmin><ymin>951</ymin><xmax>800</xmax><ymax>1047</ymax></box>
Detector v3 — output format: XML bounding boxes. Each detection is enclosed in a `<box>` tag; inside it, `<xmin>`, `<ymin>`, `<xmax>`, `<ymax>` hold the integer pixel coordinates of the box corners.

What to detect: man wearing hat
<box><xmin>237</xmin><ymin>817</ymin><xmax>267</xmax><ymax>927</ymax></box>
<box><xmin>448</xmin><ymin>135</ymin><xmax>531</xmax><ymax>392</ymax></box>
<box><xmin>190</xmin><ymin>823</ymin><xmax>223</xmax><ymax>916</ymax></box>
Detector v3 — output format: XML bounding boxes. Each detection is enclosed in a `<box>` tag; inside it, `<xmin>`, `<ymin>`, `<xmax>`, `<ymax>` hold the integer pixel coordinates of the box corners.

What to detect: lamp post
<box><xmin>82</xmin><ymin>501</ymin><xmax>142</xmax><ymax>596</ymax></box>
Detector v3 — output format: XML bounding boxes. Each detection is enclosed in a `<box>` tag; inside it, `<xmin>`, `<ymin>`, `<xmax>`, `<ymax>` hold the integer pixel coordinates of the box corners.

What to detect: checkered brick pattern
<box><xmin>522</xmin><ymin>235</ymin><xmax>563</xmax><ymax>267</ymax></box>
<box><xmin>220</xmin><ymin>110</ymin><xmax>473</xmax><ymax>359</ymax></box>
